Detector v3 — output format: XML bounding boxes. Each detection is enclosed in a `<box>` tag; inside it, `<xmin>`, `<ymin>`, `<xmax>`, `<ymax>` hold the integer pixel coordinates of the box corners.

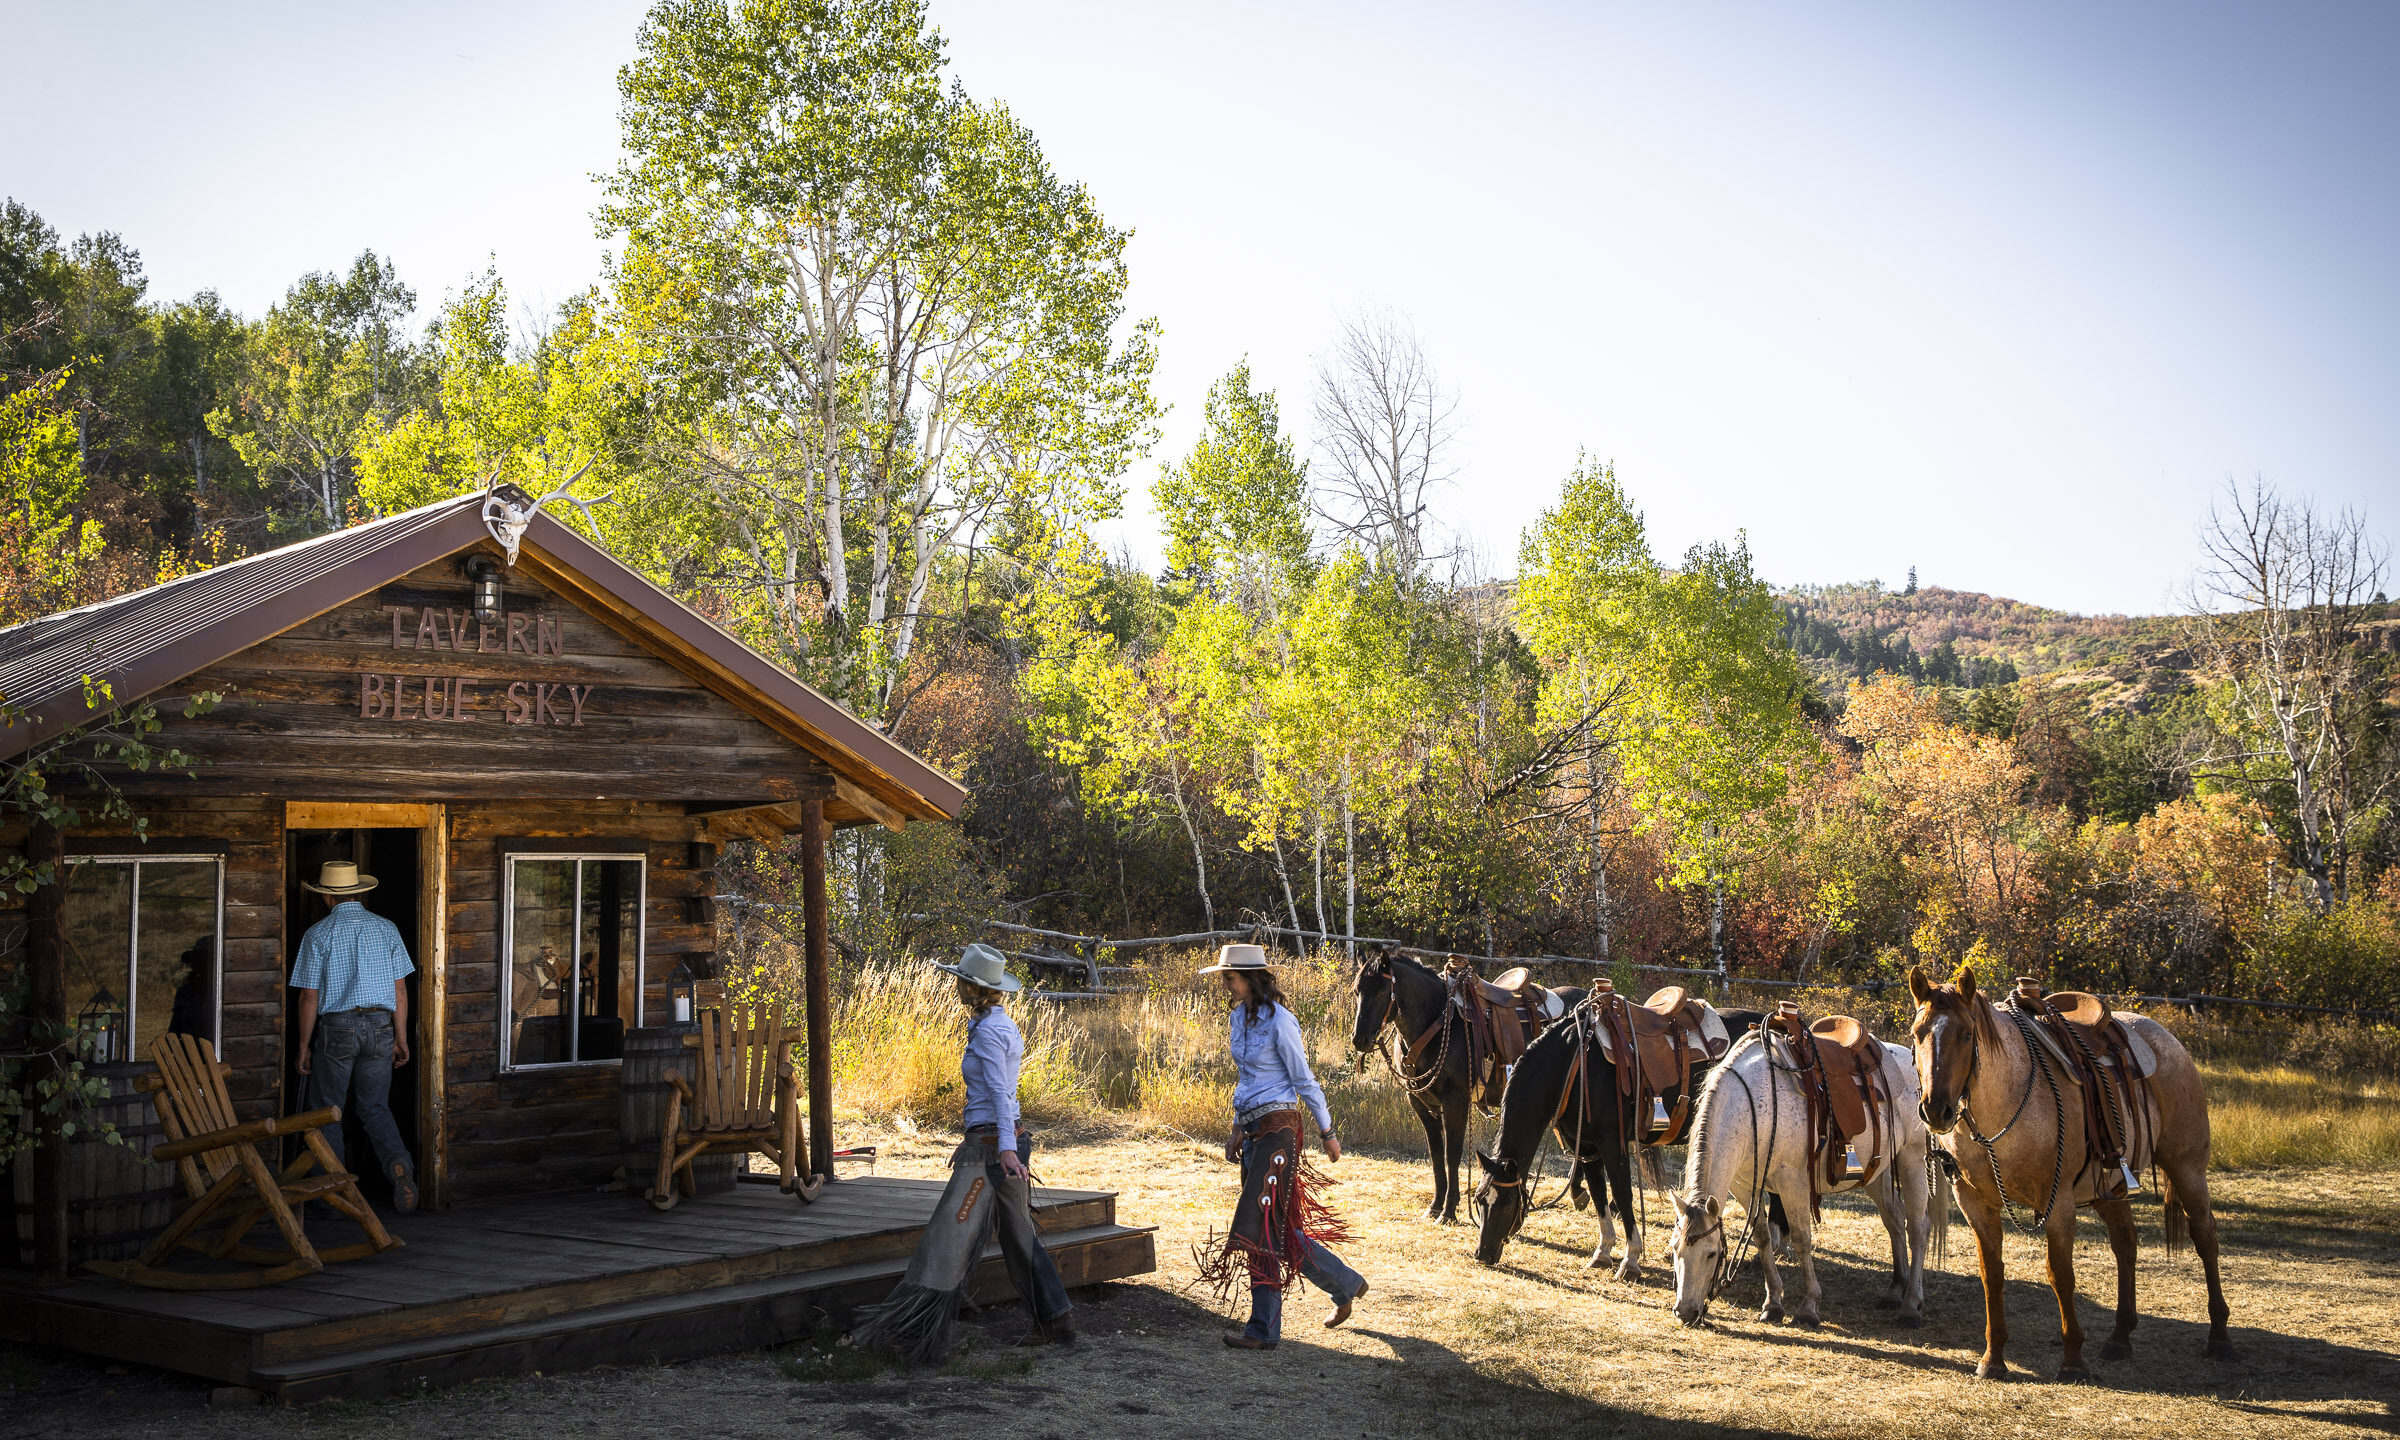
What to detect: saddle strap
<box><xmin>1658</xmin><ymin>1016</ymin><xmax>1694</xmax><ymax>1144</ymax></box>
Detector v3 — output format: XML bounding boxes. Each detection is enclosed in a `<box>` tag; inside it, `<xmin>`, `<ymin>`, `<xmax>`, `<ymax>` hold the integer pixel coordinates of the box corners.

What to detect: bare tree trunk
<box><xmin>1589</xmin><ymin>753</ymin><xmax>1611</xmax><ymax>962</ymax></box>
<box><xmin>1342</xmin><ymin>752</ymin><xmax>1357</xmax><ymax>959</ymax></box>
<box><xmin>1312</xmin><ymin>819</ymin><xmax>1328</xmax><ymax>941</ymax></box>
<box><xmin>1270</xmin><ymin>834</ymin><xmax>1304</xmax><ymax>942</ymax></box>
<box><xmin>2186</xmin><ymin>480</ymin><xmax>2390</xmax><ymax>914</ymax></box>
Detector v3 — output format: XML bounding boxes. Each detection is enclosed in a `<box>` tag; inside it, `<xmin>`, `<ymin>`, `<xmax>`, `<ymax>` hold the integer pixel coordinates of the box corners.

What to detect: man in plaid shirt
<box><xmin>290</xmin><ymin>860</ymin><xmax>419</xmax><ymax>1212</ymax></box>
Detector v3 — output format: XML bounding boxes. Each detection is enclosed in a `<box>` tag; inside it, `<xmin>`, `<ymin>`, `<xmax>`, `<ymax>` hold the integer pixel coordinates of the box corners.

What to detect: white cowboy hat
<box><xmin>303</xmin><ymin>861</ymin><xmax>378</xmax><ymax>896</ymax></box>
<box><xmin>1197</xmin><ymin>943</ymin><xmax>1273</xmax><ymax>974</ymax></box>
<box><xmin>935</xmin><ymin>942</ymin><xmax>1022</xmax><ymax>993</ymax></box>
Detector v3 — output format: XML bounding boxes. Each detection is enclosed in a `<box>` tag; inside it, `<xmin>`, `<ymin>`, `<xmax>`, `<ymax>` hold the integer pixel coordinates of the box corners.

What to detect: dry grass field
<box><xmin>6</xmin><ymin>1124</ymin><xmax>2397</xmax><ymax>1439</ymax></box>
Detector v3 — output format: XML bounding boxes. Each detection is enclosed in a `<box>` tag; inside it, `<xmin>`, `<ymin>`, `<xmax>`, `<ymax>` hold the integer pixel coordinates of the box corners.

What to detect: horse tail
<box><xmin>1637</xmin><ymin>1146</ymin><xmax>1670</xmax><ymax>1197</ymax></box>
<box><xmin>2162</xmin><ymin>1168</ymin><xmax>2187</xmax><ymax>1255</ymax></box>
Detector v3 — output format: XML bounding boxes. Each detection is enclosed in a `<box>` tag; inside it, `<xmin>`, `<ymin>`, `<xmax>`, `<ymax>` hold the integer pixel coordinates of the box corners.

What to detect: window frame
<box><xmin>498</xmin><ymin>849</ymin><xmax>648</xmax><ymax>1073</ymax></box>
<box><xmin>60</xmin><ymin>852</ymin><xmax>228</xmax><ymax>1061</ymax></box>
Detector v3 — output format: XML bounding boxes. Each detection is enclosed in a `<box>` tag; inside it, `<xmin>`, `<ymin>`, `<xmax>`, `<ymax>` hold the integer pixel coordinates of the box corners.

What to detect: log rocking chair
<box><xmin>648</xmin><ymin>1001</ymin><xmax>824</xmax><ymax>1209</ymax></box>
<box><xmin>85</xmin><ymin>1033</ymin><xmax>403</xmax><ymax>1290</ymax></box>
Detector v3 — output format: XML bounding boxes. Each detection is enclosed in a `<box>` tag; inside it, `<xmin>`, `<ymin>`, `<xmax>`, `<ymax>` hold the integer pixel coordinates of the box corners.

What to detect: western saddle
<box><xmin>1765</xmin><ymin>1002</ymin><xmax>1890</xmax><ymax>1215</ymax></box>
<box><xmin>2008</xmin><ymin>977</ymin><xmax>2155</xmax><ymax>1198</ymax></box>
<box><xmin>1442</xmin><ymin>957</ymin><xmax>1570</xmax><ymax>1111</ymax></box>
<box><xmin>1587</xmin><ymin>981</ymin><xmax>1731</xmax><ymax>1146</ymax></box>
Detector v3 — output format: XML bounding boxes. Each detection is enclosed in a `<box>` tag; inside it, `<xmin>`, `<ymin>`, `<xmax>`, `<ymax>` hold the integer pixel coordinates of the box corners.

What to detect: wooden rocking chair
<box><xmin>649</xmin><ymin>1002</ymin><xmax>823</xmax><ymax>1209</ymax></box>
<box><xmin>83</xmin><ymin>1033</ymin><xmax>403</xmax><ymax>1290</ymax></box>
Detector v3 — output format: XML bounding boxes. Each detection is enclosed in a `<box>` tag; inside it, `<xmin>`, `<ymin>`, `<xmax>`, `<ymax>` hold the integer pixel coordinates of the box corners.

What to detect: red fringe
<box><xmin>1191</xmin><ymin>1133</ymin><xmax>1354</xmax><ymax>1304</ymax></box>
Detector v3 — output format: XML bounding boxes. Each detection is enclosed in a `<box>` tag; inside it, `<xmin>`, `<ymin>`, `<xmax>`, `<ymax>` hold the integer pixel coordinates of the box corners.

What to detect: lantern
<box><xmin>667</xmin><ymin>961</ymin><xmax>696</xmax><ymax>1027</ymax></box>
<box><xmin>79</xmin><ymin>986</ymin><xmax>126</xmax><ymax>1064</ymax></box>
<box><xmin>466</xmin><ymin>554</ymin><xmax>505</xmax><ymax>627</ymax></box>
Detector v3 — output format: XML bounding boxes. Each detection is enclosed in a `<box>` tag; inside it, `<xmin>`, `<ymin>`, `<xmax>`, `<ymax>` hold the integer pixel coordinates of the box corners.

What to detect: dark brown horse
<box><xmin>1909</xmin><ymin>966</ymin><xmax>2234</xmax><ymax>1380</ymax></box>
<box><xmin>1349</xmin><ymin>949</ymin><xmax>1584</xmax><ymax>1222</ymax></box>
<box><xmin>1471</xmin><ymin>999</ymin><xmax>1773</xmax><ymax>1276</ymax></box>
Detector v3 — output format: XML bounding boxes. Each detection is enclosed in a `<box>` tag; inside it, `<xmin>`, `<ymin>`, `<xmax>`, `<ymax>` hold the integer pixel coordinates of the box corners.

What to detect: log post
<box><xmin>800</xmin><ymin>797</ymin><xmax>834</xmax><ymax>1181</ymax></box>
<box><xmin>28</xmin><ymin>822</ymin><xmax>68</xmax><ymax>1280</ymax></box>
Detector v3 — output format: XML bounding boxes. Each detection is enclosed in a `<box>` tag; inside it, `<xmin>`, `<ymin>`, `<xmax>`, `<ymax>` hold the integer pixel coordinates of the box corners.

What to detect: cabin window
<box><xmin>502</xmin><ymin>853</ymin><xmax>645</xmax><ymax>1070</ymax></box>
<box><xmin>59</xmin><ymin>855</ymin><xmax>226</xmax><ymax>1063</ymax></box>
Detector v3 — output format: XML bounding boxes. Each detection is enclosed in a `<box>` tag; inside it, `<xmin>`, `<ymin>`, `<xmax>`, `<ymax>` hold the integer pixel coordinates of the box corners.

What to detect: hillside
<box><xmin>1776</xmin><ymin>580</ymin><xmax>2400</xmax><ymax>717</ymax></box>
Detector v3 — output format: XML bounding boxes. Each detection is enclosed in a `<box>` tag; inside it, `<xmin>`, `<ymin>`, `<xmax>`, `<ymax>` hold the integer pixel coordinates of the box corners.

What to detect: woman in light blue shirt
<box><xmin>854</xmin><ymin>945</ymin><xmax>1074</xmax><ymax>1360</ymax></box>
<box><xmin>1199</xmin><ymin>944</ymin><xmax>1367</xmax><ymax>1350</ymax></box>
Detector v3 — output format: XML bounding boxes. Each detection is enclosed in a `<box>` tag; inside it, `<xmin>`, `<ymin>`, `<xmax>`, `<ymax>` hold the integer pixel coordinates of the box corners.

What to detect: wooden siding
<box><xmin>111</xmin><ymin>556</ymin><xmax>834</xmax><ymax>805</ymax></box>
<box><xmin>442</xmin><ymin>800</ymin><xmax>719</xmax><ymax>1206</ymax></box>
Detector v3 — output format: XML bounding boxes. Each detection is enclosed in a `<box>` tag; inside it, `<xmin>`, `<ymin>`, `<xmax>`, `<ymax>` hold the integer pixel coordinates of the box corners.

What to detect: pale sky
<box><xmin>10</xmin><ymin>1</ymin><xmax>2395</xmax><ymax>615</ymax></box>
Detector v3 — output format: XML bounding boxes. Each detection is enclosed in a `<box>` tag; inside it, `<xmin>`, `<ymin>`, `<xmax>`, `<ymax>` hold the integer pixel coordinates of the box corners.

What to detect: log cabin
<box><xmin>0</xmin><ymin>489</ymin><xmax>1153</xmax><ymax>1399</ymax></box>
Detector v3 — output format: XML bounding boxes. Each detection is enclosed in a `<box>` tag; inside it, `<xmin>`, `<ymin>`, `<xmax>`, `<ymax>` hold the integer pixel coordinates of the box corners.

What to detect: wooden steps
<box><xmin>0</xmin><ymin>1176</ymin><xmax>1155</xmax><ymax>1404</ymax></box>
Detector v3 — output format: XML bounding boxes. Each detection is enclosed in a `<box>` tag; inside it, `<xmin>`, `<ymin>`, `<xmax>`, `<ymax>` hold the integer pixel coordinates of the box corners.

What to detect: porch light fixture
<box><xmin>79</xmin><ymin>986</ymin><xmax>126</xmax><ymax>1065</ymax></box>
<box><xmin>466</xmin><ymin>554</ymin><xmax>505</xmax><ymax>627</ymax></box>
<box><xmin>668</xmin><ymin>961</ymin><xmax>696</xmax><ymax>1027</ymax></box>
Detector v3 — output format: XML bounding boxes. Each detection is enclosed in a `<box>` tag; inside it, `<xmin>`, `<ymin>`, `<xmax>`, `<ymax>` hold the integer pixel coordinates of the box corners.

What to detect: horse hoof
<box><xmin>1975</xmin><ymin>1360</ymin><xmax>2011</xmax><ymax>1382</ymax></box>
<box><xmin>1872</xmin><ymin>1296</ymin><xmax>1898</xmax><ymax>1309</ymax></box>
<box><xmin>2204</xmin><ymin>1339</ymin><xmax>2239</xmax><ymax>1362</ymax></box>
<box><xmin>1895</xmin><ymin>1314</ymin><xmax>1924</xmax><ymax>1330</ymax></box>
<box><xmin>2100</xmin><ymin>1341</ymin><xmax>2132</xmax><ymax>1361</ymax></box>
<box><xmin>1571</xmin><ymin>1191</ymin><xmax>1590</xmax><ymax>1211</ymax></box>
<box><xmin>1759</xmin><ymin>1305</ymin><xmax>1783</xmax><ymax>1324</ymax></box>
<box><xmin>2055</xmin><ymin>1366</ymin><xmax>2090</xmax><ymax>1384</ymax></box>
<box><xmin>1793</xmin><ymin>1315</ymin><xmax>1821</xmax><ymax>1329</ymax></box>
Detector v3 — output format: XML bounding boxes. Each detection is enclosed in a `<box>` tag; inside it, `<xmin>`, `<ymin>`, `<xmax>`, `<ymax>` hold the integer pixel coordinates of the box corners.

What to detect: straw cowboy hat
<box><xmin>1197</xmin><ymin>943</ymin><xmax>1273</xmax><ymax>974</ymax></box>
<box><xmin>935</xmin><ymin>942</ymin><xmax>1022</xmax><ymax>993</ymax></box>
<box><xmin>303</xmin><ymin>861</ymin><xmax>378</xmax><ymax>896</ymax></box>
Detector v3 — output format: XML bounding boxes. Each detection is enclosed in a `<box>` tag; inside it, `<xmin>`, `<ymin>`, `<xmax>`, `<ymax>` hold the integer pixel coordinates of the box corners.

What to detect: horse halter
<box><xmin>1919</xmin><ymin>1009</ymin><xmax>1979</xmax><ymax>1131</ymax></box>
<box><xmin>1675</xmin><ymin>1199</ymin><xmax>1734</xmax><ymax>1301</ymax></box>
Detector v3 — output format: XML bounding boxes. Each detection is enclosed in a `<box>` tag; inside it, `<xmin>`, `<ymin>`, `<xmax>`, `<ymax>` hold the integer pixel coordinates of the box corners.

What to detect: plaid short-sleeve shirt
<box><xmin>289</xmin><ymin>901</ymin><xmax>415</xmax><ymax>1015</ymax></box>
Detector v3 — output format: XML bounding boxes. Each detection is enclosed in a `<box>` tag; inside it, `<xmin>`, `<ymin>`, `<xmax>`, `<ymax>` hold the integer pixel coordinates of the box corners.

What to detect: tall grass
<box><xmin>2200</xmin><ymin>1064</ymin><xmax>2400</xmax><ymax>1170</ymax></box>
<box><xmin>820</xmin><ymin>952</ymin><xmax>1425</xmax><ymax>1150</ymax></box>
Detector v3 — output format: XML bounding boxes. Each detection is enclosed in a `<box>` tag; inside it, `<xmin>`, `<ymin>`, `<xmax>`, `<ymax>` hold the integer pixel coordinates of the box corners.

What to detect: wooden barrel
<box><xmin>11</xmin><ymin>1063</ymin><xmax>179</xmax><ymax>1267</ymax></box>
<box><xmin>619</xmin><ymin>1027</ymin><xmax>740</xmax><ymax>1199</ymax></box>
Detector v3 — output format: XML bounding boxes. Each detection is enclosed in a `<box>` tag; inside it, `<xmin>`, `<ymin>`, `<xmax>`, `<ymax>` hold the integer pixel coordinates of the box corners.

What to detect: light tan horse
<box><xmin>1907</xmin><ymin>966</ymin><xmax>2234</xmax><ymax>1380</ymax></box>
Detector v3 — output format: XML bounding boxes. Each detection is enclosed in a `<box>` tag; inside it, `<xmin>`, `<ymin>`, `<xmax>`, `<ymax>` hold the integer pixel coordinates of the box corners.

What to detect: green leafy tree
<box><xmin>211</xmin><ymin>251</ymin><xmax>423</xmax><ymax>530</ymax></box>
<box><xmin>1154</xmin><ymin>360</ymin><xmax>1311</xmax><ymax>602</ymax></box>
<box><xmin>1518</xmin><ymin>457</ymin><xmax>1814</xmax><ymax>971</ymax></box>
<box><xmin>601</xmin><ymin>0</ymin><xmax>1159</xmax><ymax>721</ymax></box>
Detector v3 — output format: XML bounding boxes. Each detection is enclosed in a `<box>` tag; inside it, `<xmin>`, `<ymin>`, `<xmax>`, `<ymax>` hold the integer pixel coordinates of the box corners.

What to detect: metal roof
<box><xmin>0</xmin><ymin>494</ymin><xmax>965</xmax><ymax>821</ymax></box>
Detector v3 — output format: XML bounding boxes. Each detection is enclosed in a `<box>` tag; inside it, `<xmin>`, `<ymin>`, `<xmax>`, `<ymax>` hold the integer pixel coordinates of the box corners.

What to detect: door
<box><xmin>284</xmin><ymin>828</ymin><xmax>421</xmax><ymax>1204</ymax></box>
<box><xmin>281</xmin><ymin>802</ymin><xmax>449</xmax><ymax>1208</ymax></box>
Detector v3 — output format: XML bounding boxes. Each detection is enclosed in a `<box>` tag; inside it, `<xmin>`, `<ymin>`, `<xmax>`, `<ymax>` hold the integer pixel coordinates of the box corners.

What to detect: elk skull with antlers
<box><xmin>481</xmin><ymin>465</ymin><xmax>613</xmax><ymax>565</ymax></box>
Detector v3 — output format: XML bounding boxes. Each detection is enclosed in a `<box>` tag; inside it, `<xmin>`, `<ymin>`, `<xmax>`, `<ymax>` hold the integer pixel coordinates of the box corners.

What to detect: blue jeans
<box><xmin>1242</xmin><ymin>1236</ymin><xmax>1364</xmax><ymax>1345</ymax></box>
<box><xmin>308</xmin><ymin>1008</ymin><xmax>413</xmax><ymax>1182</ymax></box>
<box><xmin>1236</xmin><ymin>1128</ymin><xmax>1364</xmax><ymax>1345</ymax></box>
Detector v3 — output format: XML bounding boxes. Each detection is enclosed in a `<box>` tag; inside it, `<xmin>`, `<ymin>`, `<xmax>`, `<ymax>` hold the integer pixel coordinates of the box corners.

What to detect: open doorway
<box><xmin>284</xmin><ymin>827</ymin><xmax>422</xmax><ymax>1206</ymax></box>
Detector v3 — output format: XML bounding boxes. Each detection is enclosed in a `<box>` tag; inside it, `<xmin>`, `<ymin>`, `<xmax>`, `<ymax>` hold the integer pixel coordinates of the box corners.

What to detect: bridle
<box><xmin>1672</xmin><ymin>1028</ymin><xmax>1773</xmax><ymax>1312</ymax></box>
<box><xmin>1357</xmin><ymin>958</ymin><xmax>1450</xmax><ymax>1096</ymax></box>
<box><xmin>1474</xmin><ymin>1003</ymin><xmax>1597</xmax><ymax>1238</ymax></box>
<box><xmin>1923</xmin><ymin>998</ymin><xmax>2065</xmax><ymax>1233</ymax></box>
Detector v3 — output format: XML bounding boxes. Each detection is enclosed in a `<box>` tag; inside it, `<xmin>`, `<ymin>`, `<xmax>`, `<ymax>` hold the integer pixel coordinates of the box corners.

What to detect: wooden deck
<box><xmin>0</xmin><ymin>1175</ymin><xmax>1154</xmax><ymax>1404</ymax></box>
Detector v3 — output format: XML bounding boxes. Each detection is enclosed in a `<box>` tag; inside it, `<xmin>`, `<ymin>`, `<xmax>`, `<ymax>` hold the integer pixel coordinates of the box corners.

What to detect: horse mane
<box><xmin>1681</xmin><ymin>1028</ymin><xmax>1758</xmax><ymax>1203</ymax></box>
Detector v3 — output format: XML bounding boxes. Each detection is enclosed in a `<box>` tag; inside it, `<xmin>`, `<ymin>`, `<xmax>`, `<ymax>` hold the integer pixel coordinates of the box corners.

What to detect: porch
<box><xmin>0</xmin><ymin>1175</ymin><xmax>1154</xmax><ymax>1405</ymax></box>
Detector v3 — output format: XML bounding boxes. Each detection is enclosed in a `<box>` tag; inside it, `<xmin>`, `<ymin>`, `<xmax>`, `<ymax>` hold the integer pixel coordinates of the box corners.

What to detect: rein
<box><xmin>1481</xmin><ymin>1010</ymin><xmax>1595</xmax><ymax>1235</ymax></box>
<box><xmin>1679</xmin><ymin>1028</ymin><xmax>1777</xmax><ymax>1309</ymax></box>
<box><xmin>1363</xmin><ymin>966</ymin><xmax>1452</xmax><ymax>1097</ymax></box>
<box><xmin>1948</xmin><ymin>1000</ymin><xmax>2068</xmax><ymax>1233</ymax></box>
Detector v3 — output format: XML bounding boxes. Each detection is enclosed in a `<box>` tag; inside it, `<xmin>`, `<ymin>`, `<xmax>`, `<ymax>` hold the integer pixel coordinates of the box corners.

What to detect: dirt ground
<box><xmin>5</xmin><ymin>1127</ymin><xmax>2398</xmax><ymax>1440</ymax></box>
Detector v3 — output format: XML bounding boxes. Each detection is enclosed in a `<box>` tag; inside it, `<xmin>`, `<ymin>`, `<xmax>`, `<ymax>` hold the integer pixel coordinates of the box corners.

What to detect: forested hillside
<box><xmin>4</xmin><ymin>0</ymin><xmax>2395</xmax><ymax>1013</ymax></box>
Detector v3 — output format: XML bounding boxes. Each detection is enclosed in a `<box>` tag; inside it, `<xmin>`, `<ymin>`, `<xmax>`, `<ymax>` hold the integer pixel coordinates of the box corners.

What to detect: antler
<box><xmin>528</xmin><ymin>461</ymin><xmax>614</xmax><ymax>528</ymax></box>
<box><xmin>479</xmin><ymin>461</ymin><xmax>615</xmax><ymax>564</ymax></box>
